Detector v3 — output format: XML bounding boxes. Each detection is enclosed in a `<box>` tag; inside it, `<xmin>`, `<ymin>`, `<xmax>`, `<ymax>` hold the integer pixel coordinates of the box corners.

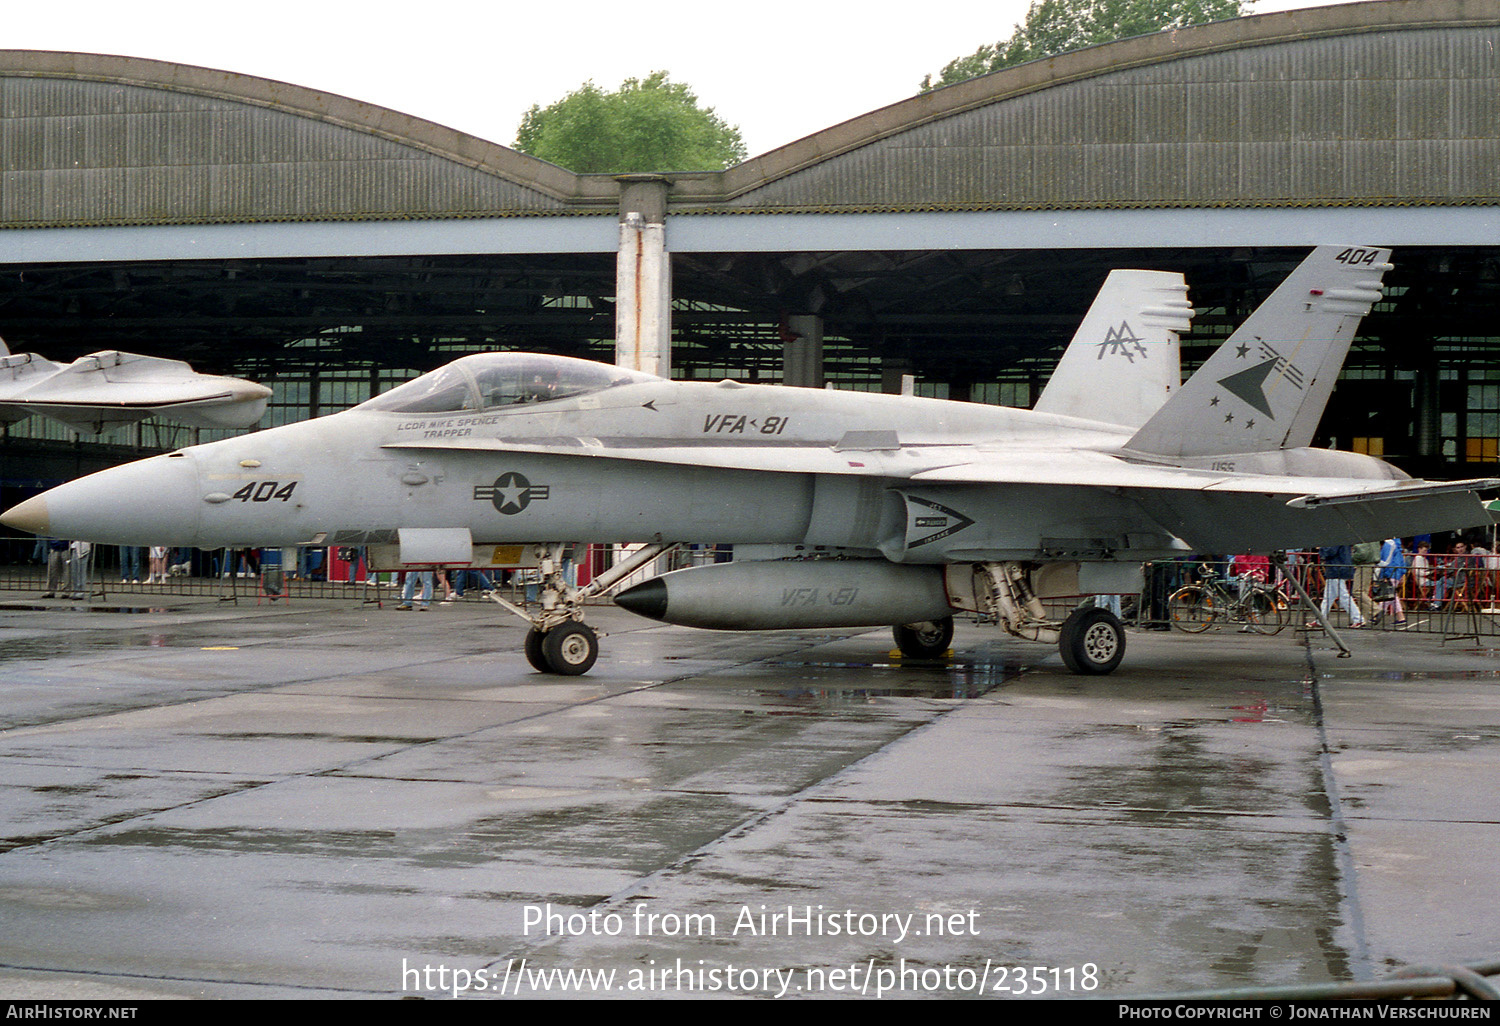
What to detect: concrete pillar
<box><xmin>783</xmin><ymin>314</ymin><xmax>824</xmax><ymax>388</ymax></box>
<box><xmin>615</xmin><ymin>175</ymin><xmax>672</xmax><ymax>378</ymax></box>
<box><xmin>881</xmin><ymin>357</ymin><xmax>913</xmax><ymax>395</ymax></box>
<box><xmin>1415</xmin><ymin>351</ymin><xmax>1441</xmax><ymax>459</ymax></box>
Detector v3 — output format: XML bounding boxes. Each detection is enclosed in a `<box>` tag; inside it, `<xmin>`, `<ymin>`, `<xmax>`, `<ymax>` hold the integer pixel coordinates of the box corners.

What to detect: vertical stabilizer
<box><xmin>1126</xmin><ymin>246</ymin><xmax>1392</xmax><ymax>458</ymax></box>
<box><xmin>1033</xmin><ymin>269</ymin><xmax>1192</xmax><ymax>428</ymax></box>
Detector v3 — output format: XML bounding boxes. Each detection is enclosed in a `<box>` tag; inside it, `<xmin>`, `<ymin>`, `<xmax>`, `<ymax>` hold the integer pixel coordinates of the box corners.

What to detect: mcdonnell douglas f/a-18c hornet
<box><xmin>0</xmin><ymin>338</ymin><xmax>271</xmax><ymax>434</ymax></box>
<box><xmin>4</xmin><ymin>246</ymin><xmax>1496</xmax><ymax>675</ymax></box>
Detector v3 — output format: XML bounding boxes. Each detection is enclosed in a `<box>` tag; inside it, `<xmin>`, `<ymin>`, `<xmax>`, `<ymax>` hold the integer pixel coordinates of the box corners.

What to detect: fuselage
<box><xmin>7</xmin><ymin>376</ymin><xmax>1112</xmax><ymax>549</ymax></box>
<box><xmin>1</xmin><ymin>352</ymin><xmax>1416</xmax><ymax>563</ymax></box>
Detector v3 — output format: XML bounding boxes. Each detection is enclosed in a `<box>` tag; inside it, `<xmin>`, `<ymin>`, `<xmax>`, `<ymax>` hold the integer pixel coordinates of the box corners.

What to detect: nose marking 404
<box><xmin>229</xmin><ymin>481</ymin><xmax>297</xmax><ymax>503</ymax></box>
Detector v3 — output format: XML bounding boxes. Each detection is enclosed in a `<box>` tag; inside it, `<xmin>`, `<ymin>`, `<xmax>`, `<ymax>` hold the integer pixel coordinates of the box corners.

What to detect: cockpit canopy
<box><xmin>358</xmin><ymin>353</ymin><xmax>660</xmax><ymax>415</ymax></box>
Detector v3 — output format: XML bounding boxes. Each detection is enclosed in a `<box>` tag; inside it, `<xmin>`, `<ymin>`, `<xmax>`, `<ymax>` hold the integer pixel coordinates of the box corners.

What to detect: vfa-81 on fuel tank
<box><xmin>5</xmin><ymin>246</ymin><xmax>1496</xmax><ymax>675</ymax></box>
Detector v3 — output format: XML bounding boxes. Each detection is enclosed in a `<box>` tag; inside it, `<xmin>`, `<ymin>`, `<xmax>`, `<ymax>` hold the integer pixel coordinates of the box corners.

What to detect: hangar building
<box><xmin>1</xmin><ymin>0</ymin><xmax>1498</xmax><ymax>516</ymax></box>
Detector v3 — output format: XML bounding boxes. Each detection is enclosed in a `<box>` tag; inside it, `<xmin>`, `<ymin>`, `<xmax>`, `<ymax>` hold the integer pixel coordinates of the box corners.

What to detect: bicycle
<box><xmin>1169</xmin><ymin>564</ymin><xmax>1288</xmax><ymax>635</ymax></box>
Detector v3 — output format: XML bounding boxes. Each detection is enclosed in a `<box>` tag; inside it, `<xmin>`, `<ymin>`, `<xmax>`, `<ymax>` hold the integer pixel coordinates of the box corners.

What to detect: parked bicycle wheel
<box><xmin>1169</xmin><ymin>585</ymin><xmax>1215</xmax><ymax>632</ymax></box>
<box><xmin>1244</xmin><ymin>587</ymin><xmax>1286</xmax><ymax>635</ymax></box>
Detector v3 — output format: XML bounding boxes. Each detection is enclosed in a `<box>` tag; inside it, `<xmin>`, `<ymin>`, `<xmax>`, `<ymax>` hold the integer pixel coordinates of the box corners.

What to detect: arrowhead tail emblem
<box><xmin>1216</xmin><ymin>358</ymin><xmax>1279</xmax><ymax>418</ymax></box>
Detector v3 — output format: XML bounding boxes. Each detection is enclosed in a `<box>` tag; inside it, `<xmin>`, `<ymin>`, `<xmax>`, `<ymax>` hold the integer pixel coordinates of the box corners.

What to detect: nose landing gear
<box><xmin>494</xmin><ymin>542</ymin><xmax>677</xmax><ymax>675</ymax></box>
<box><xmin>531</xmin><ymin>621</ymin><xmax>599</xmax><ymax>675</ymax></box>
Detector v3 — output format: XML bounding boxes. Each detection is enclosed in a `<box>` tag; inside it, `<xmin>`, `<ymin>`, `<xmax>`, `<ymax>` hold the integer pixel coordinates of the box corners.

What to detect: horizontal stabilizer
<box><xmin>1288</xmin><ymin>479</ymin><xmax>1500</xmax><ymax>509</ymax></box>
<box><xmin>1130</xmin><ymin>482</ymin><xmax>1498</xmax><ymax>554</ymax></box>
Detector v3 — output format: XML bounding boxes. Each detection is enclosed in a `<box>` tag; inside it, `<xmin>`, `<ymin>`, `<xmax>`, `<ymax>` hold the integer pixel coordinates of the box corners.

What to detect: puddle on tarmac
<box><xmin>0</xmin><ymin>632</ymin><xmax>183</xmax><ymax>661</ymax></box>
<box><xmin>1368</xmin><ymin>668</ymin><xmax>1500</xmax><ymax>681</ymax></box>
<box><xmin>743</xmin><ymin>655</ymin><xmax>1028</xmax><ymax>700</ymax></box>
<box><xmin>0</xmin><ymin>603</ymin><xmax>177</xmax><ymax>614</ymax></box>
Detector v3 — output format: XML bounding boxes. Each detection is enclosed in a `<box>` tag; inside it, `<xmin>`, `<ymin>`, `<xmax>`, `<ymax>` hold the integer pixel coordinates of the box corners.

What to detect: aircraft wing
<box><xmin>390</xmin><ymin>433</ymin><xmax>1488</xmax><ymax>497</ymax></box>
<box><xmin>914</xmin><ymin>455</ymin><xmax>1500</xmax><ymax>551</ymax></box>
<box><xmin>912</xmin><ymin>452</ymin><xmax>1492</xmax><ymax>496</ymax></box>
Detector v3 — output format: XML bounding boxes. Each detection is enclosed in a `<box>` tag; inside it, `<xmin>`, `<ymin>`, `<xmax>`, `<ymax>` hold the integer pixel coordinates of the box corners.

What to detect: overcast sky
<box><xmin>8</xmin><ymin>0</ymin><xmax>1363</xmax><ymax>159</ymax></box>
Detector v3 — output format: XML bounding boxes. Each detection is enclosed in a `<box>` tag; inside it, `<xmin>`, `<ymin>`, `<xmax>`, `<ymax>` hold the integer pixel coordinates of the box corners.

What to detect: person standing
<box><xmin>1408</xmin><ymin>540</ymin><xmax>1433</xmax><ymax>602</ymax></box>
<box><xmin>1376</xmin><ymin>537</ymin><xmax>1408</xmax><ymax>628</ymax></box>
<box><xmin>41</xmin><ymin>538</ymin><xmax>68</xmax><ymax>598</ymax></box>
<box><xmin>67</xmin><ymin>540</ymin><xmax>92</xmax><ymax>600</ymax></box>
<box><xmin>396</xmin><ymin>570</ymin><xmax>434</xmax><ymax>611</ymax></box>
<box><xmin>119</xmin><ymin>545</ymin><xmax>142</xmax><ymax>584</ymax></box>
<box><xmin>1352</xmin><ymin>539</ymin><xmax>1380</xmax><ymax>624</ymax></box>
<box><xmin>1314</xmin><ymin>544</ymin><xmax>1365</xmax><ymax>629</ymax></box>
<box><xmin>147</xmin><ymin>545</ymin><xmax>168</xmax><ymax>584</ymax></box>
<box><xmin>340</xmin><ymin>546</ymin><xmax>363</xmax><ymax>584</ymax></box>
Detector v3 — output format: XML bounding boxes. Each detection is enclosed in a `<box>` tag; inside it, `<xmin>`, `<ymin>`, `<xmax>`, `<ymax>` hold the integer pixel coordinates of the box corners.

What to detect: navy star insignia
<box><xmin>474</xmin><ymin>472</ymin><xmax>550</xmax><ymax>515</ymax></box>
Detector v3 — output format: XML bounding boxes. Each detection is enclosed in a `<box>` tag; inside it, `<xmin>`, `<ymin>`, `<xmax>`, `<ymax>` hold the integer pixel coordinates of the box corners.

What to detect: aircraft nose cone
<box><xmin>13</xmin><ymin>452</ymin><xmax>201</xmax><ymax>545</ymax></box>
<box><xmin>614</xmin><ymin>578</ymin><xmax>668</xmax><ymax>622</ymax></box>
<box><xmin>0</xmin><ymin>494</ymin><xmax>50</xmax><ymax>535</ymax></box>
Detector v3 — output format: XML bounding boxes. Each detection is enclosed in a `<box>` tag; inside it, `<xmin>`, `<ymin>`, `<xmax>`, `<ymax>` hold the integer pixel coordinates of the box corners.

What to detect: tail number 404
<box><xmin>231</xmin><ymin>481</ymin><xmax>298</xmax><ymax>502</ymax></box>
<box><xmin>1335</xmin><ymin>247</ymin><xmax>1384</xmax><ymax>265</ymax></box>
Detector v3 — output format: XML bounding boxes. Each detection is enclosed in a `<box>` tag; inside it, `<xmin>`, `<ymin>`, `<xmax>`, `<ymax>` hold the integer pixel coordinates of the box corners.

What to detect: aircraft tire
<box><xmin>541</xmin><ymin>621</ymin><xmax>599</xmax><ymax>676</ymax></box>
<box><xmin>1059</xmin><ymin>606</ymin><xmax>1125</xmax><ymax>675</ymax></box>
<box><xmin>524</xmin><ymin>628</ymin><xmax>549</xmax><ymax>672</ymax></box>
<box><xmin>892</xmin><ymin>616</ymin><xmax>954</xmax><ymax>659</ymax></box>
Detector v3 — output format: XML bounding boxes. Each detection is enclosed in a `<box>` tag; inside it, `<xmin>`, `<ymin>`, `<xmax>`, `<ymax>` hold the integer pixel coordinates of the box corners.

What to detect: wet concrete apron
<box><xmin>0</xmin><ymin>595</ymin><xmax>1496</xmax><ymax>998</ymax></box>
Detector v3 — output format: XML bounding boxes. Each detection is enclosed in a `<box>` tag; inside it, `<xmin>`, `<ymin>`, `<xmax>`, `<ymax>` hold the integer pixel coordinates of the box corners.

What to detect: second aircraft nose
<box><xmin>1</xmin><ymin>451</ymin><xmax>202</xmax><ymax>545</ymax></box>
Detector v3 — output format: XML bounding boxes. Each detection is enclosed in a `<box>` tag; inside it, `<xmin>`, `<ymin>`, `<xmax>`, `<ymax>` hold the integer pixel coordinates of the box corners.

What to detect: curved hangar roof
<box><xmin>0</xmin><ymin>50</ymin><xmax>594</xmax><ymax>228</ymax></box>
<box><xmin>0</xmin><ymin>0</ymin><xmax>1495</xmax><ymax>235</ymax></box>
<box><xmin>706</xmin><ymin>0</ymin><xmax>1500</xmax><ymax>215</ymax></box>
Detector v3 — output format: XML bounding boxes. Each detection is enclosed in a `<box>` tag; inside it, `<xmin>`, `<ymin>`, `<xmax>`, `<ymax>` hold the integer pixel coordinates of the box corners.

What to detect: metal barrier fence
<box><xmin>0</xmin><ymin>560</ymin><xmax>489</xmax><ymax>604</ymax></box>
<box><xmin>0</xmin><ymin>540</ymin><xmax>722</xmax><ymax>607</ymax></box>
<box><xmin>1136</xmin><ymin>554</ymin><xmax>1500</xmax><ymax>639</ymax></box>
<box><xmin>5</xmin><ymin>541</ymin><xmax>1500</xmax><ymax>637</ymax></box>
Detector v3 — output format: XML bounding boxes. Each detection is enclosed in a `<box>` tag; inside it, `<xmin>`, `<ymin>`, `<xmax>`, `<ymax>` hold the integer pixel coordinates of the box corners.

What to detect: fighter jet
<box><xmin>3</xmin><ymin>246</ymin><xmax>1494</xmax><ymax>676</ymax></box>
<box><xmin>0</xmin><ymin>340</ymin><xmax>271</xmax><ymax>433</ymax></box>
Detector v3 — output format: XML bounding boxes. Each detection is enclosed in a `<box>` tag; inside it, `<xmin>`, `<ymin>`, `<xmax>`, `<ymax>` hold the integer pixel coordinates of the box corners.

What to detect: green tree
<box><xmin>920</xmin><ymin>0</ymin><xmax>1249</xmax><ymax>91</ymax></box>
<box><xmin>515</xmin><ymin>72</ymin><xmax>746</xmax><ymax>173</ymax></box>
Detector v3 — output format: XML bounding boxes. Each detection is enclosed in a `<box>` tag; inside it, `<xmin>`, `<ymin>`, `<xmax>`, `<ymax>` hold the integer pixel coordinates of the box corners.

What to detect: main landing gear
<box><xmin>1057</xmin><ymin>605</ymin><xmax>1126</xmax><ymax>675</ymax></box>
<box><xmin>964</xmin><ymin>561</ymin><xmax>1126</xmax><ymax>675</ymax></box>
<box><xmin>892</xmin><ymin>605</ymin><xmax>1124</xmax><ymax>673</ymax></box>
<box><xmin>491</xmin><ymin>542</ymin><xmax>676</xmax><ymax>676</ymax></box>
